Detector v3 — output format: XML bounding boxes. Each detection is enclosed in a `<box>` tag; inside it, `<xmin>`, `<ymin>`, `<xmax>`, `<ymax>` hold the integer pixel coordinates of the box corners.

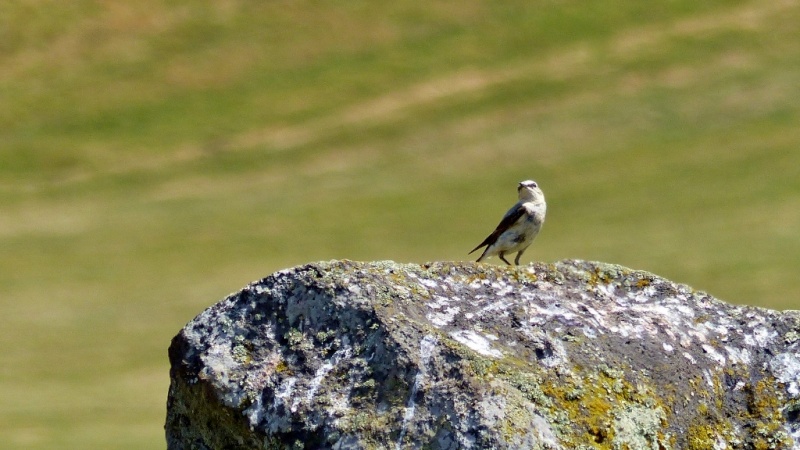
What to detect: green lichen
<box><xmin>503</xmin><ymin>371</ymin><xmax>552</xmax><ymax>407</ymax></box>
<box><xmin>231</xmin><ymin>343</ymin><xmax>252</xmax><ymax>365</ymax></box>
<box><xmin>784</xmin><ymin>330</ymin><xmax>800</xmax><ymax>345</ymax></box>
<box><xmin>283</xmin><ymin>328</ymin><xmax>316</xmax><ymax>353</ymax></box>
<box><xmin>498</xmin><ymin>392</ymin><xmax>540</xmax><ymax>445</ymax></box>
<box><xmin>315</xmin><ymin>329</ymin><xmax>336</xmax><ymax>343</ymax></box>
<box><xmin>610</xmin><ymin>403</ymin><xmax>667</xmax><ymax>450</ymax></box>
<box><xmin>531</xmin><ymin>363</ymin><xmax>672</xmax><ymax>449</ymax></box>
<box><xmin>679</xmin><ymin>365</ymin><xmax>793</xmax><ymax>450</ymax></box>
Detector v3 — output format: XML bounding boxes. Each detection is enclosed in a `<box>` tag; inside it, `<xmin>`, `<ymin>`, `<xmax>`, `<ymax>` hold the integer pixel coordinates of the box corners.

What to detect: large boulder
<box><xmin>166</xmin><ymin>260</ymin><xmax>800</xmax><ymax>449</ymax></box>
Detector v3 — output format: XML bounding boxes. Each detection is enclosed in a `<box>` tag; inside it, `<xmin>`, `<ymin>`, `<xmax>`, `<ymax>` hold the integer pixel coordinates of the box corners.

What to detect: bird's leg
<box><xmin>499</xmin><ymin>253</ymin><xmax>511</xmax><ymax>265</ymax></box>
<box><xmin>514</xmin><ymin>249</ymin><xmax>526</xmax><ymax>266</ymax></box>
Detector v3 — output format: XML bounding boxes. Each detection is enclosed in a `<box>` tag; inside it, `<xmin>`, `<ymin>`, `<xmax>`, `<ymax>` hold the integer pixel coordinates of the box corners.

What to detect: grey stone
<box><xmin>165</xmin><ymin>259</ymin><xmax>800</xmax><ymax>449</ymax></box>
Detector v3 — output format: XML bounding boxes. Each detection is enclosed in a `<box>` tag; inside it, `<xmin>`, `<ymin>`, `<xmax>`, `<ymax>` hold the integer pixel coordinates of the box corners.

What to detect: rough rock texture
<box><xmin>166</xmin><ymin>260</ymin><xmax>800</xmax><ymax>449</ymax></box>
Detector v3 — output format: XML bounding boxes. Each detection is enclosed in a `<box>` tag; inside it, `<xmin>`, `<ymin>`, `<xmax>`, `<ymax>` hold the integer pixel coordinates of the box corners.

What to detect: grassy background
<box><xmin>2</xmin><ymin>0</ymin><xmax>799</xmax><ymax>448</ymax></box>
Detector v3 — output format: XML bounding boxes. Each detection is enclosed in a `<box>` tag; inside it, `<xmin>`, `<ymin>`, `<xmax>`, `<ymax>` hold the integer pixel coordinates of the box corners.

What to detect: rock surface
<box><xmin>166</xmin><ymin>260</ymin><xmax>800</xmax><ymax>449</ymax></box>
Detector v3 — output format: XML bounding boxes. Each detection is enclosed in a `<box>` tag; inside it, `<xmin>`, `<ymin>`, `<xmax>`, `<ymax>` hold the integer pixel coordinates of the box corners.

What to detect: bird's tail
<box><xmin>469</xmin><ymin>235</ymin><xmax>493</xmax><ymax>255</ymax></box>
<box><xmin>472</xmin><ymin>246</ymin><xmax>490</xmax><ymax>262</ymax></box>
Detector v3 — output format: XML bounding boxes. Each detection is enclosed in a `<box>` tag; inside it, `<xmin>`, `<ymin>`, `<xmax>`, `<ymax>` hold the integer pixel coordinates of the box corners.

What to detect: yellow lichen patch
<box><xmin>589</xmin><ymin>263</ymin><xmax>628</xmax><ymax>286</ymax></box>
<box><xmin>683</xmin><ymin>366</ymin><xmax>793</xmax><ymax>449</ymax></box>
<box><xmin>579</xmin><ymin>393</ymin><xmax>616</xmax><ymax>445</ymax></box>
<box><xmin>693</xmin><ymin>314</ymin><xmax>711</xmax><ymax>324</ymax></box>
<box><xmin>464</xmin><ymin>272</ymin><xmax>488</xmax><ymax>286</ymax></box>
<box><xmin>497</xmin><ymin>366</ymin><xmax>628</xmax><ymax>447</ymax></box>
<box><xmin>686</xmin><ymin>423</ymin><xmax>718</xmax><ymax>450</ymax></box>
<box><xmin>507</xmin><ymin>267</ymin><xmax>538</xmax><ymax>284</ymax></box>
<box><xmin>529</xmin><ymin>364</ymin><xmax>672</xmax><ymax>449</ymax></box>
<box><xmin>742</xmin><ymin>378</ymin><xmax>794</xmax><ymax>449</ymax></box>
<box><xmin>275</xmin><ymin>359</ymin><xmax>290</xmax><ymax>374</ymax></box>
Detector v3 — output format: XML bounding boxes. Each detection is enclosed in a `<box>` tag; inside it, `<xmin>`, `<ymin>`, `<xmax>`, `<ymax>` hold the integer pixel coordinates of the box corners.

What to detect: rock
<box><xmin>165</xmin><ymin>260</ymin><xmax>800</xmax><ymax>449</ymax></box>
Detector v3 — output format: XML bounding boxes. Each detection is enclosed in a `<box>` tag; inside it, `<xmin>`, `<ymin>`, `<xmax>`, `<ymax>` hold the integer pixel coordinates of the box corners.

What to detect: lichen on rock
<box><xmin>166</xmin><ymin>259</ymin><xmax>800</xmax><ymax>449</ymax></box>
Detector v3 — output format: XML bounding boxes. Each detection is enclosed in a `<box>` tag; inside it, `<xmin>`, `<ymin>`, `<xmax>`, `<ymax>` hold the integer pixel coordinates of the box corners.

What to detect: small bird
<box><xmin>469</xmin><ymin>180</ymin><xmax>547</xmax><ymax>265</ymax></box>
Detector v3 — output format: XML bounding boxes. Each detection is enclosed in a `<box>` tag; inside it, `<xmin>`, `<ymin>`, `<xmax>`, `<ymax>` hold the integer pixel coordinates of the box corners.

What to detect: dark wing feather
<box><xmin>469</xmin><ymin>204</ymin><xmax>526</xmax><ymax>254</ymax></box>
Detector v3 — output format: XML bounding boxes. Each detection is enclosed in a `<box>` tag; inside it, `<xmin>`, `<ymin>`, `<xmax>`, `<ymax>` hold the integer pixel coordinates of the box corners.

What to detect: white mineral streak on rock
<box><xmin>450</xmin><ymin>330</ymin><xmax>504</xmax><ymax>358</ymax></box>
<box><xmin>724</xmin><ymin>346</ymin><xmax>751</xmax><ymax>366</ymax></box>
<box><xmin>427</xmin><ymin>305</ymin><xmax>461</xmax><ymax>327</ymax></box>
<box><xmin>662</xmin><ymin>327</ymin><xmax>677</xmax><ymax>342</ymax></box>
<box><xmin>426</xmin><ymin>295</ymin><xmax>461</xmax><ymax>327</ymax></box>
<box><xmin>347</xmin><ymin>284</ymin><xmax>362</xmax><ymax>296</ymax></box>
<box><xmin>243</xmin><ymin>391</ymin><xmax>265</xmax><ymax>428</ymax></box>
<box><xmin>575</xmin><ymin>300</ymin><xmax>608</xmax><ymax>330</ymax></box>
<box><xmin>480</xmin><ymin>298</ymin><xmax>513</xmax><ymax>316</ymax></box>
<box><xmin>745</xmin><ymin>326</ymin><xmax>778</xmax><ymax>347</ymax></box>
<box><xmin>396</xmin><ymin>334</ymin><xmax>438</xmax><ymax>450</ymax></box>
<box><xmin>769</xmin><ymin>353</ymin><xmax>800</xmax><ymax>397</ymax></box>
<box><xmin>427</xmin><ymin>295</ymin><xmax>449</xmax><ymax>309</ymax></box>
<box><xmin>673</xmin><ymin>304</ymin><xmax>695</xmax><ymax>317</ymax></box>
<box><xmin>703</xmin><ymin>369</ymin><xmax>715</xmax><ymax>389</ymax></box>
<box><xmin>419</xmin><ymin>278</ymin><xmax>439</xmax><ymax>289</ymax></box>
<box><xmin>301</xmin><ymin>346</ymin><xmax>352</xmax><ymax>410</ymax></box>
<box><xmin>688</xmin><ymin>328</ymin><xmax>709</xmax><ymax>344</ymax></box>
<box><xmin>702</xmin><ymin>319</ymin><xmax>730</xmax><ymax>337</ymax></box>
<box><xmin>272</xmin><ymin>377</ymin><xmax>297</xmax><ymax>411</ymax></box>
<box><xmin>467</xmin><ymin>279</ymin><xmax>484</xmax><ymax>289</ymax></box>
<box><xmin>526</xmin><ymin>293</ymin><xmax>578</xmax><ymax>325</ymax></box>
<box><xmin>596</xmin><ymin>282</ymin><xmax>616</xmax><ymax>299</ymax></box>
<box><xmin>679</xmin><ymin>333</ymin><xmax>693</xmax><ymax>349</ymax></box>
<box><xmin>789</xmin><ymin>427</ymin><xmax>800</xmax><ymax>450</ymax></box>
<box><xmin>540</xmin><ymin>335</ymin><xmax>570</xmax><ymax>369</ymax></box>
<box><xmin>701</xmin><ymin>344</ymin><xmax>727</xmax><ymax>366</ymax></box>
<box><xmin>200</xmin><ymin>343</ymin><xmax>243</xmax><ymax>407</ymax></box>
<box><xmin>495</xmin><ymin>283</ymin><xmax>514</xmax><ymax>297</ymax></box>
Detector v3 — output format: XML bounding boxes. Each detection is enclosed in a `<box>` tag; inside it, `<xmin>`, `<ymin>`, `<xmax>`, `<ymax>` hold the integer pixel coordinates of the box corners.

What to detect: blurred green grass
<box><xmin>1</xmin><ymin>0</ymin><xmax>799</xmax><ymax>448</ymax></box>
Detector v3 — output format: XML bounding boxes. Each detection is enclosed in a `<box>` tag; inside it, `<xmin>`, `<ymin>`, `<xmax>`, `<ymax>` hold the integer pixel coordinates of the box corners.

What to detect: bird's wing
<box><xmin>469</xmin><ymin>203</ymin><xmax>526</xmax><ymax>254</ymax></box>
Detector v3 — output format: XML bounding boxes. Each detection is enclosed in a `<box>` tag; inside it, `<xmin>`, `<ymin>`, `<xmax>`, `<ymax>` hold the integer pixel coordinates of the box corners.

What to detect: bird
<box><xmin>469</xmin><ymin>180</ymin><xmax>547</xmax><ymax>265</ymax></box>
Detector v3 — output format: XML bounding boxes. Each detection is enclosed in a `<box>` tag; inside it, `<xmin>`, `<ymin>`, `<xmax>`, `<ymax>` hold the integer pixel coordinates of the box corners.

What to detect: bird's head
<box><xmin>517</xmin><ymin>180</ymin><xmax>545</xmax><ymax>202</ymax></box>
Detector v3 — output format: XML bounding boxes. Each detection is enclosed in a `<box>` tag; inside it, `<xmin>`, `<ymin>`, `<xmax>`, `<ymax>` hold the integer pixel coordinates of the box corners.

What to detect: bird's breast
<box><xmin>522</xmin><ymin>203</ymin><xmax>546</xmax><ymax>224</ymax></box>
